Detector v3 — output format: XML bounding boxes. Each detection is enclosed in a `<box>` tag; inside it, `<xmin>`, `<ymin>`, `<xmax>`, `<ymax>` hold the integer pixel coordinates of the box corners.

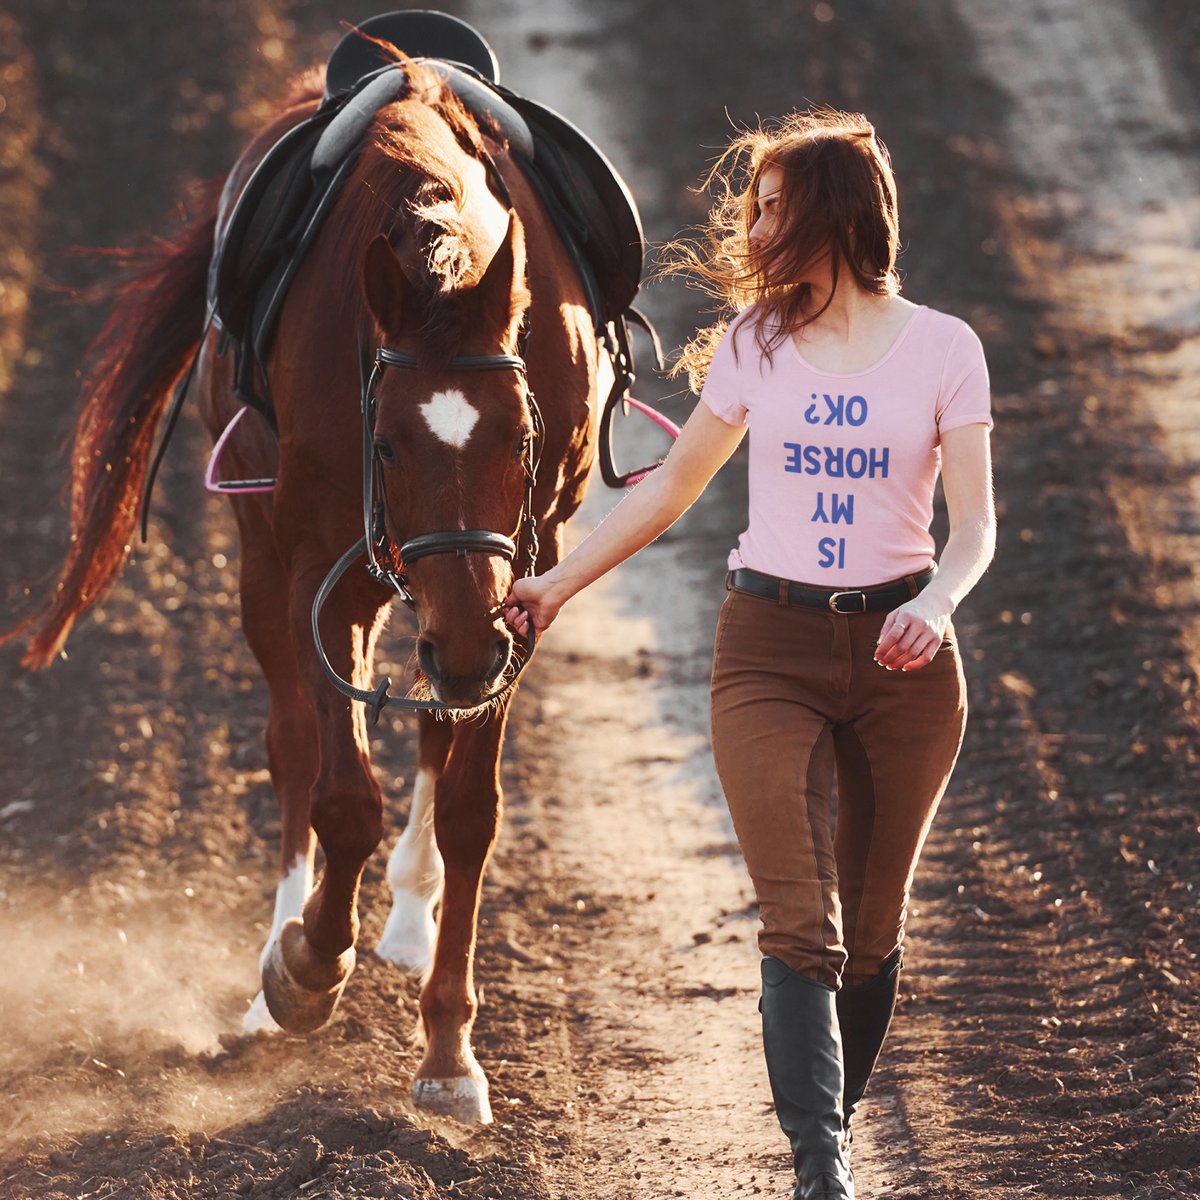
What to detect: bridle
<box><xmin>312</xmin><ymin>343</ymin><xmax>544</xmax><ymax>721</ymax></box>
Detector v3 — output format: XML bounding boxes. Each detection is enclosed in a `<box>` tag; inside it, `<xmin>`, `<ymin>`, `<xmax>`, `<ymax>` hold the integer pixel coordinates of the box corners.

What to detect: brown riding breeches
<box><xmin>710</xmin><ymin>582</ymin><xmax>967</xmax><ymax>989</ymax></box>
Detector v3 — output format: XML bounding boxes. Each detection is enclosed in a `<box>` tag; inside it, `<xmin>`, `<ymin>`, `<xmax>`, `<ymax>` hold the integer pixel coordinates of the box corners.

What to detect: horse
<box><xmin>10</xmin><ymin>54</ymin><xmax>605</xmax><ymax>1125</ymax></box>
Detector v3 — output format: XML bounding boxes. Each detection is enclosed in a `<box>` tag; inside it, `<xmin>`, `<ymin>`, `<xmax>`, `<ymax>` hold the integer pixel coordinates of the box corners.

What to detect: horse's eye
<box><xmin>513</xmin><ymin>430</ymin><xmax>530</xmax><ymax>462</ymax></box>
<box><xmin>375</xmin><ymin>439</ymin><xmax>398</xmax><ymax>465</ymax></box>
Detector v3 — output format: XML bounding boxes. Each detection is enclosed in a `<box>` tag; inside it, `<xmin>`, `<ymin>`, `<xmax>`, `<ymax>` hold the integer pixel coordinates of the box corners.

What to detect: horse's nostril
<box><xmin>416</xmin><ymin>638</ymin><xmax>440</xmax><ymax>683</ymax></box>
<box><xmin>490</xmin><ymin>637</ymin><xmax>511</xmax><ymax>682</ymax></box>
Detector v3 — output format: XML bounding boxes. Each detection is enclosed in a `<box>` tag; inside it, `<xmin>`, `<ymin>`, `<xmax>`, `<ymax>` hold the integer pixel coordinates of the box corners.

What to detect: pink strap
<box><xmin>204</xmin><ymin>407</ymin><xmax>276</xmax><ymax>494</ymax></box>
<box><xmin>616</xmin><ymin>399</ymin><xmax>681</xmax><ymax>486</ymax></box>
<box><xmin>624</xmin><ymin>397</ymin><xmax>681</xmax><ymax>439</ymax></box>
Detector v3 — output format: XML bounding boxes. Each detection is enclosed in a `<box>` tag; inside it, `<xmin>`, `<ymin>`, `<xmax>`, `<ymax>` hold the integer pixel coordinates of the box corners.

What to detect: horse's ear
<box><xmin>363</xmin><ymin>234</ymin><xmax>414</xmax><ymax>340</ymax></box>
<box><xmin>471</xmin><ymin>212</ymin><xmax>530</xmax><ymax>348</ymax></box>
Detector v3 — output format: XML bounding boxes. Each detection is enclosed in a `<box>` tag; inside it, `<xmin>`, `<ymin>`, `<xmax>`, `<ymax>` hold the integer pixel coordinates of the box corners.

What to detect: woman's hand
<box><xmin>874</xmin><ymin>423</ymin><xmax>995</xmax><ymax>672</ymax></box>
<box><xmin>504</xmin><ymin>404</ymin><xmax>747</xmax><ymax>640</ymax></box>
<box><xmin>874</xmin><ymin>597</ymin><xmax>951</xmax><ymax>672</ymax></box>
<box><xmin>504</xmin><ymin>574</ymin><xmax>562</xmax><ymax>637</ymax></box>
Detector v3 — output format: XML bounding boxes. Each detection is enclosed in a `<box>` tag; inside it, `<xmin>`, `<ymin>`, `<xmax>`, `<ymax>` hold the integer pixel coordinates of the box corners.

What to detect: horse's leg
<box><xmin>259</xmin><ymin>566</ymin><xmax>385</xmax><ymax>1034</ymax></box>
<box><xmin>376</xmin><ymin>711</ymin><xmax>453</xmax><ymax>974</ymax></box>
<box><xmin>412</xmin><ymin>707</ymin><xmax>508</xmax><ymax>1125</ymax></box>
<box><xmin>231</xmin><ymin>500</ymin><xmax>321</xmax><ymax>1033</ymax></box>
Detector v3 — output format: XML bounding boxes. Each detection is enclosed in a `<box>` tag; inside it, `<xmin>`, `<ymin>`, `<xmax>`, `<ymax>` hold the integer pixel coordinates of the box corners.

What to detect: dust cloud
<box><xmin>0</xmin><ymin>898</ymin><xmax>287</xmax><ymax>1156</ymax></box>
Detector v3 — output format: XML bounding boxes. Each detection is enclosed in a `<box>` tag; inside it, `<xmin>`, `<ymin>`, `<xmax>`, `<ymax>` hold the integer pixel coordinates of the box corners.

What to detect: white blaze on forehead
<box><xmin>420</xmin><ymin>389</ymin><xmax>479</xmax><ymax>449</ymax></box>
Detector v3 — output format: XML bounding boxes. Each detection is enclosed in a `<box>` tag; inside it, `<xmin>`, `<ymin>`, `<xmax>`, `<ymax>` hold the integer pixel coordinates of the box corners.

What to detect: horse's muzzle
<box><xmin>417</xmin><ymin>634</ymin><xmax>512</xmax><ymax>707</ymax></box>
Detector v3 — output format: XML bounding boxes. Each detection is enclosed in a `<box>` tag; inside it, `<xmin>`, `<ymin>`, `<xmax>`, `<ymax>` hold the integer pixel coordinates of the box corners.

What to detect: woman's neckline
<box><xmin>789</xmin><ymin>304</ymin><xmax>926</xmax><ymax>378</ymax></box>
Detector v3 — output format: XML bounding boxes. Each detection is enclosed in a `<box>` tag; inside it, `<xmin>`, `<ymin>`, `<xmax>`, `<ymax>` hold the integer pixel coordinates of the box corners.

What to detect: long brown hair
<box><xmin>668</xmin><ymin>109</ymin><xmax>900</xmax><ymax>393</ymax></box>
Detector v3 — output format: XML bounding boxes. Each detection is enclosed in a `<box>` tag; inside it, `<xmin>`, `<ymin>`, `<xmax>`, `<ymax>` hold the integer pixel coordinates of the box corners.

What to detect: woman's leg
<box><xmin>832</xmin><ymin>617</ymin><xmax>967</xmax><ymax>1132</ymax></box>
<box><xmin>711</xmin><ymin>590</ymin><xmax>849</xmax><ymax>985</ymax></box>
<box><xmin>760</xmin><ymin>957</ymin><xmax>854</xmax><ymax>1200</ymax></box>
<box><xmin>711</xmin><ymin>589</ymin><xmax>854</xmax><ymax>1199</ymax></box>
<box><xmin>835</xmin><ymin>949</ymin><xmax>901</xmax><ymax>1140</ymax></box>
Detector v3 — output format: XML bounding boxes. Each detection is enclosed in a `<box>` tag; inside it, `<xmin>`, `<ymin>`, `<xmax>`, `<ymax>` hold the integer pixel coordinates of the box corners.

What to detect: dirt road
<box><xmin>1</xmin><ymin>1</ymin><xmax>1198</xmax><ymax>1198</ymax></box>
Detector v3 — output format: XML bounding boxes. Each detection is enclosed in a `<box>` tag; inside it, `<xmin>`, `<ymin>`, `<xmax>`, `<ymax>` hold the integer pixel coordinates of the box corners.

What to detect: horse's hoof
<box><xmin>262</xmin><ymin>917</ymin><xmax>356</xmax><ymax>1035</ymax></box>
<box><xmin>412</xmin><ymin>1072</ymin><xmax>493</xmax><ymax>1125</ymax></box>
<box><xmin>242</xmin><ymin>990</ymin><xmax>283</xmax><ymax>1034</ymax></box>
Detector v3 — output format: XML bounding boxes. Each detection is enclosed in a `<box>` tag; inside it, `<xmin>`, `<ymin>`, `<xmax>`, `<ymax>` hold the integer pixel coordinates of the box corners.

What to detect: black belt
<box><xmin>728</xmin><ymin>566</ymin><xmax>936</xmax><ymax>614</ymax></box>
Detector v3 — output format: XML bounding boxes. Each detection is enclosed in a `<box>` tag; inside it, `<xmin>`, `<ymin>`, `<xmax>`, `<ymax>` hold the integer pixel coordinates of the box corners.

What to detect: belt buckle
<box><xmin>828</xmin><ymin>590</ymin><xmax>866</xmax><ymax>614</ymax></box>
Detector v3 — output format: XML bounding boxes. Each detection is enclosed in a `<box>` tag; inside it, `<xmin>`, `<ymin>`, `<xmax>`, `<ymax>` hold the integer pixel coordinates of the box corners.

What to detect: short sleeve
<box><xmin>699</xmin><ymin>322</ymin><xmax>749</xmax><ymax>428</ymax></box>
<box><xmin>936</xmin><ymin>322</ymin><xmax>993</xmax><ymax>436</ymax></box>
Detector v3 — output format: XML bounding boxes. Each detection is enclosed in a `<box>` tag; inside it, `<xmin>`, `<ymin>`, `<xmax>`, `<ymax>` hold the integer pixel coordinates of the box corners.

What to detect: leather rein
<box><xmin>311</xmin><ymin>344</ymin><xmax>543</xmax><ymax>721</ymax></box>
<box><xmin>141</xmin><ymin>315</ymin><xmax>668</xmax><ymax>723</ymax></box>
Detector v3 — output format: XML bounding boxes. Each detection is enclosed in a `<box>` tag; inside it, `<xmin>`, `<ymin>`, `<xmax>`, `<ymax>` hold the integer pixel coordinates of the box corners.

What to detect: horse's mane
<box><xmin>329</xmin><ymin>55</ymin><xmax>505</xmax><ymax>367</ymax></box>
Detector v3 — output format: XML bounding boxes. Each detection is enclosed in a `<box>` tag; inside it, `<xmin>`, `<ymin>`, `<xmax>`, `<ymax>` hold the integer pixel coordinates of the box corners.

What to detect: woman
<box><xmin>505</xmin><ymin>109</ymin><xmax>995</xmax><ymax>1200</ymax></box>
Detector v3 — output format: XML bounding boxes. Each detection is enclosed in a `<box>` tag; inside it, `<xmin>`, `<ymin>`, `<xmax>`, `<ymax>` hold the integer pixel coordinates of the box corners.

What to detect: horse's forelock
<box><xmin>408</xmin><ymin>180</ymin><xmax>471</xmax><ymax>293</ymax></box>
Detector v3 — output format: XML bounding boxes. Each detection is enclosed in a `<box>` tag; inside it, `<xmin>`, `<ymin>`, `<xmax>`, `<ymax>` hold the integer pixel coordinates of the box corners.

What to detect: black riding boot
<box><xmin>837</xmin><ymin>949</ymin><xmax>901</xmax><ymax>1146</ymax></box>
<box><xmin>760</xmin><ymin>956</ymin><xmax>855</xmax><ymax>1200</ymax></box>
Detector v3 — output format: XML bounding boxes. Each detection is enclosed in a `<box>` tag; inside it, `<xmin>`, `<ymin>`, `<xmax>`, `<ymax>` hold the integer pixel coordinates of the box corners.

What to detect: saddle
<box><xmin>208</xmin><ymin>10</ymin><xmax>649</xmax><ymax>426</ymax></box>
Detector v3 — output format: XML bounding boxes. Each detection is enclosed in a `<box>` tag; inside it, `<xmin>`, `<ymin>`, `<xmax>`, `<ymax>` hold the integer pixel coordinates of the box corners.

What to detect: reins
<box><xmin>310</xmin><ymin>343</ymin><xmax>543</xmax><ymax>721</ymax></box>
<box><xmin>158</xmin><ymin>313</ymin><xmax>673</xmax><ymax>723</ymax></box>
<box><xmin>145</xmin><ymin>309</ymin><xmax>672</xmax><ymax>724</ymax></box>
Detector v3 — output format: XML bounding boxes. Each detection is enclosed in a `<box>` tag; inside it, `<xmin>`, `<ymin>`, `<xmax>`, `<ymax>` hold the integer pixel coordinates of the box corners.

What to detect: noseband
<box><xmin>312</xmin><ymin>344</ymin><xmax>544</xmax><ymax>719</ymax></box>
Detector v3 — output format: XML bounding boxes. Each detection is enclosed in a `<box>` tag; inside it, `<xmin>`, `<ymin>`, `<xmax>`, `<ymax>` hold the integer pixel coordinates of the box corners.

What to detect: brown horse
<box><xmin>11</xmin><ymin>58</ymin><xmax>602</xmax><ymax>1124</ymax></box>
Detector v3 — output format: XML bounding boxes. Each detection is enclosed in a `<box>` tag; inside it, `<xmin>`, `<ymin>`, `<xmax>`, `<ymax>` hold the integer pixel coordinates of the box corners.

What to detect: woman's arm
<box><xmin>505</xmin><ymin>403</ymin><xmax>747</xmax><ymax>634</ymax></box>
<box><xmin>874</xmin><ymin>422</ymin><xmax>996</xmax><ymax>671</ymax></box>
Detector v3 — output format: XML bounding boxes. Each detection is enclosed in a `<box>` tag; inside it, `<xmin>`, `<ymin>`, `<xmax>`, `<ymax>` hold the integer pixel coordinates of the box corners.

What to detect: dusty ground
<box><xmin>1</xmin><ymin>1</ymin><xmax>1199</xmax><ymax>1198</ymax></box>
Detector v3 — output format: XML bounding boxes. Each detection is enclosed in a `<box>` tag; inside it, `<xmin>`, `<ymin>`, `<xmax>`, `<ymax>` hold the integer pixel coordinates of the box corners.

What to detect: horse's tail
<box><xmin>8</xmin><ymin>184</ymin><xmax>220</xmax><ymax>668</ymax></box>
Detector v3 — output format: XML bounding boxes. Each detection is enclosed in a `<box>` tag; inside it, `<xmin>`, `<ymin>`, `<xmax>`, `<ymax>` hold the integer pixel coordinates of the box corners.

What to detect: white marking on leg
<box><xmin>420</xmin><ymin>390</ymin><xmax>478</xmax><ymax>449</ymax></box>
<box><xmin>376</xmin><ymin>767</ymin><xmax>444</xmax><ymax>974</ymax></box>
<box><xmin>242</xmin><ymin>990</ymin><xmax>280</xmax><ymax>1034</ymax></box>
<box><xmin>259</xmin><ymin>855</ymin><xmax>313</xmax><ymax>972</ymax></box>
<box><xmin>243</xmin><ymin>854</ymin><xmax>312</xmax><ymax>1034</ymax></box>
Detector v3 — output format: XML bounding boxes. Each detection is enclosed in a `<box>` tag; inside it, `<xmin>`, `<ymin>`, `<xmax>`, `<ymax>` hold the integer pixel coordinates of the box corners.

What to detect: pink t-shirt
<box><xmin>700</xmin><ymin>305</ymin><xmax>992</xmax><ymax>587</ymax></box>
